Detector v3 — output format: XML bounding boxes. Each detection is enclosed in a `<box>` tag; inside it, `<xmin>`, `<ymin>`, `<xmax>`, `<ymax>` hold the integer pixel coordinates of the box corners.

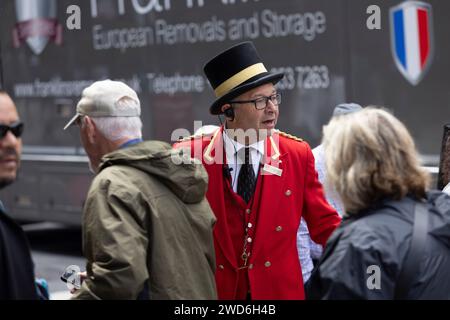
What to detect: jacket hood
<box><xmin>98</xmin><ymin>141</ymin><xmax>208</xmax><ymax>204</ymax></box>
<box><xmin>383</xmin><ymin>192</ymin><xmax>450</xmax><ymax>248</ymax></box>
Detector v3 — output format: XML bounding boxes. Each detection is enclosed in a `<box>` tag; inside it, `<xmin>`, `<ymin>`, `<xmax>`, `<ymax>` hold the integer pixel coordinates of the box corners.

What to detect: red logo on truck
<box><xmin>12</xmin><ymin>0</ymin><xmax>63</xmax><ymax>55</ymax></box>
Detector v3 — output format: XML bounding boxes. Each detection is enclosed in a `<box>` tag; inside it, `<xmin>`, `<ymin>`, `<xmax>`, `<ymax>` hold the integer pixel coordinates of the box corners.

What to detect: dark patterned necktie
<box><xmin>237</xmin><ymin>147</ymin><xmax>256</xmax><ymax>203</ymax></box>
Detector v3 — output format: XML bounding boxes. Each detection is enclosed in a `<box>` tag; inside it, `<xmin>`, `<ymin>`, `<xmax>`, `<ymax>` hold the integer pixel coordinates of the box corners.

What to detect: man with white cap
<box><xmin>64</xmin><ymin>80</ymin><xmax>217</xmax><ymax>299</ymax></box>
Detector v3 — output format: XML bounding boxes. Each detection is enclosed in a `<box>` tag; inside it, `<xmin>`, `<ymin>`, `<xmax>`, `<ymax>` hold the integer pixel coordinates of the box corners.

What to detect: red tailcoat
<box><xmin>175</xmin><ymin>127</ymin><xmax>341</xmax><ymax>300</ymax></box>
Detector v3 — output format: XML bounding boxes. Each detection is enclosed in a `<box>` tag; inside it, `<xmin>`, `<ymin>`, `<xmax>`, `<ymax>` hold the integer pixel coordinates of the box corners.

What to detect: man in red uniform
<box><xmin>175</xmin><ymin>42</ymin><xmax>341</xmax><ymax>300</ymax></box>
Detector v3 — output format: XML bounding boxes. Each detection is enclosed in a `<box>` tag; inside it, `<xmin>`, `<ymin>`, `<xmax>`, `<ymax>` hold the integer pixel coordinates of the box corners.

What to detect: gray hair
<box><xmin>323</xmin><ymin>107</ymin><xmax>430</xmax><ymax>215</ymax></box>
<box><xmin>90</xmin><ymin>96</ymin><xmax>142</xmax><ymax>141</ymax></box>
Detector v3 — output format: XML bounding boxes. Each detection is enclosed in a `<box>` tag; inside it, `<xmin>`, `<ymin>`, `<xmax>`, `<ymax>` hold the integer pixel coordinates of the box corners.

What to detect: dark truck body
<box><xmin>0</xmin><ymin>0</ymin><xmax>447</xmax><ymax>225</ymax></box>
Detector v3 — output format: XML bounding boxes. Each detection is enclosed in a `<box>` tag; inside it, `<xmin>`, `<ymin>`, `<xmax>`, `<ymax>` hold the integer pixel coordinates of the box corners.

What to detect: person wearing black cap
<box><xmin>298</xmin><ymin>103</ymin><xmax>363</xmax><ymax>282</ymax></box>
<box><xmin>175</xmin><ymin>42</ymin><xmax>341</xmax><ymax>300</ymax></box>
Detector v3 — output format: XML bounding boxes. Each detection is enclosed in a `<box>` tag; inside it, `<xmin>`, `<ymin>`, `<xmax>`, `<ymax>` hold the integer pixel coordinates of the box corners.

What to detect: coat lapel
<box><xmin>203</xmin><ymin>128</ymin><xmax>238</xmax><ymax>268</ymax></box>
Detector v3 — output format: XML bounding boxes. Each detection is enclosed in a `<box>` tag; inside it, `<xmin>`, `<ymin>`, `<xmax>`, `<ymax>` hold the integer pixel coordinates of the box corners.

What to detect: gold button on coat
<box><xmin>246</xmin><ymin>209</ymin><xmax>251</xmax><ymax>214</ymax></box>
<box><xmin>285</xmin><ymin>190</ymin><xmax>292</xmax><ymax>196</ymax></box>
<box><xmin>276</xmin><ymin>226</ymin><xmax>282</xmax><ymax>232</ymax></box>
<box><xmin>248</xmin><ymin>264</ymin><xmax>254</xmax><ymax>270</ymax></box>
<box><xmin>218</xmin><ymin>265</ymin><xmax>224</xmax><ymax>270</ymax></box>
<box><xmin>265</xmin><ymin>261</ymin><xmax>271</xmax><ymax>267</ymax></box>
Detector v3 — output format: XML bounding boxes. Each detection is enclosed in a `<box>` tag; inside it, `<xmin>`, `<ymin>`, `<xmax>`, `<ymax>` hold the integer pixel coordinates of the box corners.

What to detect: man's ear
<box><xmin>83</xmin><ymin>116</ymin><xmax>97</xmax><ymax>144</ymax></box>
<box><xmin>222</xmin><ymin>104</ymin><xmax>234</xmax><ymax>121</ymax></box>
<box><xmin>221</xmin><ymin>104</ymin><xmax>230</xmax><ymax>113</ymax></box>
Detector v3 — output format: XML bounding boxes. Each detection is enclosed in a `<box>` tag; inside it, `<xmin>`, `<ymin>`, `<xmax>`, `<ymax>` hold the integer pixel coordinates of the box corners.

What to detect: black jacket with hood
<box><xmin>306</xmin><ymin>191</ymin><xmax>450</xmax><ymax>299</ymax></box>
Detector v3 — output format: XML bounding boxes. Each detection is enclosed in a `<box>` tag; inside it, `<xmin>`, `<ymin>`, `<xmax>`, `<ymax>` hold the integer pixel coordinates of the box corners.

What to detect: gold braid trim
<box><xmin>177</xmin><ymin>132</ymin><xmax>215</xmax><ymax>143</ymax></box>
<box><xmin>276</xmin><ymin>130</ymin><xmax>304</xmax><ymax>142</ymax></box>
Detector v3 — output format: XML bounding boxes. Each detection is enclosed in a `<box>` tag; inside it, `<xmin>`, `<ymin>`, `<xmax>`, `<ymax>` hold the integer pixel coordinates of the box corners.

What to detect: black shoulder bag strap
<box><xmin>394</xmin><ymin>201</ymin><xmax>429</xmax><ymax>299</ymax></box>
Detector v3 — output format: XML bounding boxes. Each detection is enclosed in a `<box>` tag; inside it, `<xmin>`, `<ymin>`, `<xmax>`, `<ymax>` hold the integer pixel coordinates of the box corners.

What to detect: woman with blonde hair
<box><xmin>306</xmin><ymin>107</ymin><xmax>450</xmax><ymax>299</ymax></box>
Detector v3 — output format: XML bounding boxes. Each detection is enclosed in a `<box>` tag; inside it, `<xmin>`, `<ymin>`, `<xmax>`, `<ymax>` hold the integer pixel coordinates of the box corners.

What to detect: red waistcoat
<box><xmin>175</xmin><ymin>127</ymin><xmax>341</xmax><ymax>300</ymax></box>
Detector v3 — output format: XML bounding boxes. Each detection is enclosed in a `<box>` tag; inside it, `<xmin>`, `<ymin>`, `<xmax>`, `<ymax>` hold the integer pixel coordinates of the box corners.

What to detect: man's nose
<box><xmin>265</xmin><ymin>99</ymin><xmax>277</xmax><ymax>113</ymax></box>
<box><xmin>0</xmin><ymin>131</ymin><xmax>20</xmax><ymax>147</ymax></box>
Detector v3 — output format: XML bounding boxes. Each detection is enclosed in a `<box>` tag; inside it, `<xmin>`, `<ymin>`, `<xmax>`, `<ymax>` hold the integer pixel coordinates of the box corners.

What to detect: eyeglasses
<box><xmin>230</xmin><ymin>93</ymin><xmax>282</xmax><ymax>110</ymax></box>
<box><xmin>74</xmin><ymin>116</ymin><xmax>83</xmax><ymax>126</ymax></box>
<box><xmin>0</xmin><ymin>121</ymin><xmax>24</xmax><ymax>139</ymax></box>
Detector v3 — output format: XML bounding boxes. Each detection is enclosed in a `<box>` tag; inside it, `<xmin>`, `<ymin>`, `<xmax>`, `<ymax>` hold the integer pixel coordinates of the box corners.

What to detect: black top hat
<box><xmin>204</xmin><ymin>42</ymin><xmax>284</xmax><ymax>115</ymax></box>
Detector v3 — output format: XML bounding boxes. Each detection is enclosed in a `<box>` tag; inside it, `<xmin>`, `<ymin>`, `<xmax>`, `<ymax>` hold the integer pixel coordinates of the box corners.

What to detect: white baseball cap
<box><xmin>63</xmin><ymin>79</ymin><xmax>141</xmax><ymax>130</ymax></box>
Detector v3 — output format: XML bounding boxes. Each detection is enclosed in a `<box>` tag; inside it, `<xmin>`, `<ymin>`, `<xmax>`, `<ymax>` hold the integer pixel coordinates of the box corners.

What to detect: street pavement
<box><xmin>24</xmin><ymin>222</ymin><xmax>85</xmax><ymax>300</ymax></box>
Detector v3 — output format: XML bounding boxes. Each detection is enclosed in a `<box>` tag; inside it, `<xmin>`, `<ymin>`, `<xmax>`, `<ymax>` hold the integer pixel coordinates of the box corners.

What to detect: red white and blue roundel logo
<box><xmin>390</xmin><ymin>1</ymin><xmax>434</xmax><ymax>86</ymax></box>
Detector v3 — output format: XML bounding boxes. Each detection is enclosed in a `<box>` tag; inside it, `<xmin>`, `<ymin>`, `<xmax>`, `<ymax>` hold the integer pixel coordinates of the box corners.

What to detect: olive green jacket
<box><xmin>72</xmin><ymin>141</ymin><xmax>217</xmax><ymax>300</ymax></box>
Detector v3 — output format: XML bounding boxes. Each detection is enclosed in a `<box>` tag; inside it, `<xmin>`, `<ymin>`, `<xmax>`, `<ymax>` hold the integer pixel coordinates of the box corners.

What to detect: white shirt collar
<box><xmin>223</xmin><ymin>129</ymin><xmax>265</xmax><ymax>159</ymax></box>
<box><xmin>222</xmin><ymin>128</ymin><xmax>265</xmax><ymax>192</ymax></box>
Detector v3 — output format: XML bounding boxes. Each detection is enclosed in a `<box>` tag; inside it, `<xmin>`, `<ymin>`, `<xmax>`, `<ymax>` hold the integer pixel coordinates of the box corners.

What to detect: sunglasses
<box><xmin>0</xmin><ymin>121</ymin><xmax>24</xmax><ymax>139</ymax></box>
